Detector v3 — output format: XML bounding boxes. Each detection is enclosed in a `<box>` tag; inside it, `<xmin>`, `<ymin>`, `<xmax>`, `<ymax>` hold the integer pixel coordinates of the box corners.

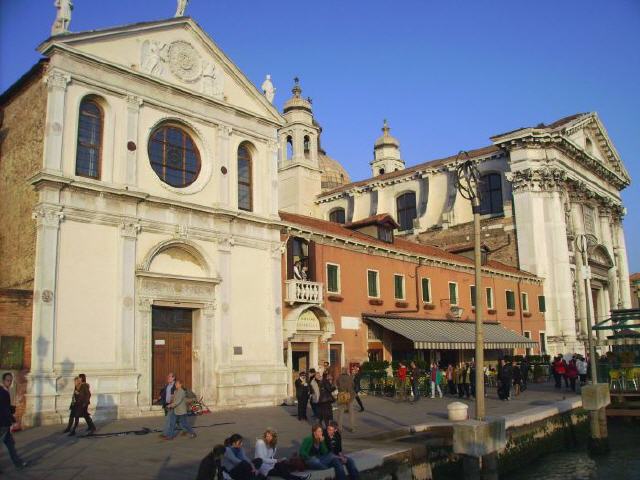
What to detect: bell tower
<box><xmin>278</xmin><ymin>78</ymin><xmax>322</xmax><ymax>216</ymax></box>
<box><xmin>371</xmin><ymin>119</ymin><xmax>404</xmax><ymax>177</ymax></box>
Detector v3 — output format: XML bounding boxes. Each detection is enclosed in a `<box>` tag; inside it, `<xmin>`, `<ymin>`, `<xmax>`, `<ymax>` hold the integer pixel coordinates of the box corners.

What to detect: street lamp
<box><xmin>455</xmin><ymin>151</ymin><xmax>485</xmax><ymax>421</ymax></box>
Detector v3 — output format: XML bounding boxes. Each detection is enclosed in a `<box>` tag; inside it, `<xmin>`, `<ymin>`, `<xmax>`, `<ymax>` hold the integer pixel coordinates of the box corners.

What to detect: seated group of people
<box><xmin>197</xmin><ymin>422</ymin><xmax>359</xmax><ymax>480</ymax></box>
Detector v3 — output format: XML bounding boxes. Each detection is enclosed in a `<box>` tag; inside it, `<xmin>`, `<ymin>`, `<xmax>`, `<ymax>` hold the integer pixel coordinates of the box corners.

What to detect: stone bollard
<box><xmin>447</xmin><ymin>401</ymin><xmax>469</xmax><ymax>421</ymax></box>
<box><xmin>581</xmin><ymin>384</ymin><xmax>611</xmax><ymax>455</ymax></box>
<box><xmin>453</xmin><ymin>418</ymin><xmax>506</xmax><ymax>480</ymax></box>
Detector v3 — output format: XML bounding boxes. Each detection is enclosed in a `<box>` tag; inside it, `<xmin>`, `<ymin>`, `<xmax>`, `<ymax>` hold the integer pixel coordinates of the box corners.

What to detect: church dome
<box><xmin>283</xmin><ymin>77</ymin><xmax>312</xmax><ymax>113</ymax></box>
<box><xmin>319</xmin><ymin>153</ymin><xmax>351</xmax><ymax>191</ymax></box>
<box><xmin>374</xmin><ymin>119</ymin><xmax>400</xmax><ymax>149</ymax></box>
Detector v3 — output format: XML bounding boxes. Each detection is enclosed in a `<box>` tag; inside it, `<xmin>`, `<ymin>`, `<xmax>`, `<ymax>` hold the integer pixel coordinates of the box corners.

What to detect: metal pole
<box><xmin>473</xmin><ymin>199</ymin><xmax>485</xmax><ymax>420</ymax></box>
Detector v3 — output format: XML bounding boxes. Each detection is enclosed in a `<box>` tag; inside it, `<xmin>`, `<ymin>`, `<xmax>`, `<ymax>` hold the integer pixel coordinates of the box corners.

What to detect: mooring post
<box><xmin>581</xmin><ymin>383</ymin><xmax>611</xmax><ymax>454</ymax></box>
<box><xmin>453</xmin><ymin>419</ymin><xmax>506</xmax><ymax>480</ymax></box>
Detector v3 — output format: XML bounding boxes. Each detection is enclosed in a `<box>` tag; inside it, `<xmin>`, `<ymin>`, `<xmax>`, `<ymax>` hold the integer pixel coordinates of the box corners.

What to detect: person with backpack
<box><xmin>336</xmin><ymin>368</ymin><xmax>355</xmax><ymax>432</ymax></box>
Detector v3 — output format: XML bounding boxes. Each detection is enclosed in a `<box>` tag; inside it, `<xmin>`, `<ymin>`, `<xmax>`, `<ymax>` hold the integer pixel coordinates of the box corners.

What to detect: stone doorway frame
<box><xmin>136</xmin><ymin>273</ymin><xmax>219</xmax><ymax>410</ymax></box>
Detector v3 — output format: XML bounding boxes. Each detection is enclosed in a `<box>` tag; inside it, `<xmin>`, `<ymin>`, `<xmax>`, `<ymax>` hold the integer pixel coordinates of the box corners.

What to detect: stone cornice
<box><xmin>281</xmin><ymin>223</ymin><xmax>542</xmax><ymax>284</ymax></box>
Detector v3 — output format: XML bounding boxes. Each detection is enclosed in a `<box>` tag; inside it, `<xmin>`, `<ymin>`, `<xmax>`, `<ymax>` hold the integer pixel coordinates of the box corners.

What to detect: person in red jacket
<box><xmin>566</xmin><ymin>358</ymin><xmax>579</xmax><ymax>393</ymax></box>
<box><xmin>397</xmin><ymin>362</ymin><xmax>408</xmax><ymax>400</ymax></box>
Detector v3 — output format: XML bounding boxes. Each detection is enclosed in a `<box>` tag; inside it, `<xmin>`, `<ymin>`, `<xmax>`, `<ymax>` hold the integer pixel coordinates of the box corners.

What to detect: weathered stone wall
<box><xmin>0</xmin><ymin>289</ymin><xmax>33</xmax><ymax>425</ymax></box>
<box><xmin>415</xmin><ymin>213</ymin><xmax>520</xmax><ymax>268</ymax></box>
<box><xmin>0</xmin><ymin>71</ymin><xmax>46</xmax><ymax>289</ymax></box>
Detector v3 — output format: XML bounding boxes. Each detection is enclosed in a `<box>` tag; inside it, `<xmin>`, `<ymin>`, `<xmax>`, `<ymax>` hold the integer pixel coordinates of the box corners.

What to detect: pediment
<box><xmin>561</xmin><ymin>113</ymin><xmax>630</xmax><ymax>184</ymax></box>
<box><xmin>39</xmin><ymin>18</ymin><xmax>282</xmax><ymax>123</ymax></box>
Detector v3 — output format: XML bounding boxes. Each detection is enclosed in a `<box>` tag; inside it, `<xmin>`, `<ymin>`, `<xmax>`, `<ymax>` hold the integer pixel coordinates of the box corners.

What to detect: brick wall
<box><xmin>0</xmin><ymin>66</ymin><xmax>47</xmax><ymax>290</ymax></box>
<box><xmin>0</xmin><ymin>289</ymin><xmax>33</xmax><ymax>424</ymax></box>
<box><xmin>414</xmin><ymin>214</ymin><xmax>520</xmax><ymax>268</ymax></box>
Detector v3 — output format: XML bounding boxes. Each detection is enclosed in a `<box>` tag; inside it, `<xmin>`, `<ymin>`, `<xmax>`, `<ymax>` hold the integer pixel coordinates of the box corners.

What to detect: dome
<box><xmin>319</xmin><ymin>153</ymin><xmax>351</xmax><ymax>191</ymax></box>
<box><xmin>283</xmin><ymin>77</ymin><xmax>312</xmax><ymax>113</ymax></box>
<box><xmin>374</xmin><ymin>119</ymin><xmax>400</xmax><ymax>149</ymax></box>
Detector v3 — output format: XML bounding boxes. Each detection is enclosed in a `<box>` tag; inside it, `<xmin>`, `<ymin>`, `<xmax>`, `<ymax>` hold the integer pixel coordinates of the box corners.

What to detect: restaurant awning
<box><xmin>365</xmin><ymin>316</ymin><xmax>538</xmax><ymax>350</ymax></box>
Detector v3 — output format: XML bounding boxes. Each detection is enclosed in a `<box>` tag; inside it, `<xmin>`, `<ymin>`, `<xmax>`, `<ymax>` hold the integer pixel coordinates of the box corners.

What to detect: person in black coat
<box><xmin>62</xmin><ymin>376</ymin><xmax>82</xmax><ymax>433</ymax></box>
<box><xmin>295</xmin><ymin>372</ymin><xmax>310</xmax><ymax>421</ymax></box>
<box><xmin>157</xmin><ymin>372</ymin><xmax>177</xmax><ymax>415</ymax></box>
<box><xmin>71</xmin><ymin>373</ymin><xmax>96</xmax><ymax>436</ymax></box>
<box><xmin>196</xmin><ymin>444</ymin><xmax>226</xmax><ymax>480</ymax></box>
<box><xmin>0</xmin><ymin>372</ymin><xmax>27</xmax><ymax>472</ymax></box>
<box><xmin>317</xmin><ymin>373</ymin><xmax>336</xmax><ymax>428</ymax></box>
<box><xmin>499</xmin><ymin>362</ymin><xmax>513</xmax><ymax>400</ymax></box>
<box><xmin>352</xmin><ymin>365</ymin><xmax>364</xmax><ymax>412</ymax></box>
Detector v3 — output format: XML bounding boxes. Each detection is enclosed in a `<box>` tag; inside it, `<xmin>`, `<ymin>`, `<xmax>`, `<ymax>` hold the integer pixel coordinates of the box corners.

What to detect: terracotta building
<box><xmin>280</xmin><ymin>211</ymin><xmax>543</xmax><ymax>394</ymax></box>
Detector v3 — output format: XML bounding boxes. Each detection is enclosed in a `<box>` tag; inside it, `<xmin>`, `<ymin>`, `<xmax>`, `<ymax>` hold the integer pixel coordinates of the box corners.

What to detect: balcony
<box><xmin>285</xmin><ymin>280</ymin><xmax>323</xmax><ymax>305</ymax></box>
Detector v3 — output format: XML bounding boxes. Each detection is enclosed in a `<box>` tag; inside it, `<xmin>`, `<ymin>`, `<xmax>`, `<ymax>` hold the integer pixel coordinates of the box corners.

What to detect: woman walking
<box><xmin>62</xmin><ymin>377</ymin><xmax>82</xmax><ymax>434</ymax></box>
<box><xmin>69</xmin><ymin>374</ymin><xmax>96</xmax><ymax>436</ymax></box>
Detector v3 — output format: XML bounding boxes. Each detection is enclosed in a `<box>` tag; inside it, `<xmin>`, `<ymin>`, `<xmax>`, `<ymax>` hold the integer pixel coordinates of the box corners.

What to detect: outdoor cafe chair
<box><xmin>609</xmin><ymin>369</ymin><xmax>623</xmax><ymax>392</ymax></box>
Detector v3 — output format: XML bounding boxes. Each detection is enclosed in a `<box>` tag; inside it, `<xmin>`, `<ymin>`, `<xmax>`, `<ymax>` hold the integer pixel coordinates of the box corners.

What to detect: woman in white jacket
<box><xmin>254</xmin><ymin>429</ymin><xmax>310</xmax><ymax>480</ymax></box>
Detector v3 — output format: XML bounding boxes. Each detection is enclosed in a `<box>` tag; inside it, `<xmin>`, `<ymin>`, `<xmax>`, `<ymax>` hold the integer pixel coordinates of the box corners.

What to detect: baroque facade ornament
<box><xmin>261</xmin><ymin>74</ymin><xmax>276</xmax><ymax>103</ymax></box>
<box><xmin>201</xmin><ymin>62</ymin><xmax>224</xmax><ymax>98</ymax></box>
<box><xmin>140</xmin><ymin>40</ymin><xmax>169</xmax><ymax>77</ymax></box>
<box><xmin>506</xmin><ymin>167</ymin><xmax>567</xmax><ymax>193</ymax></box>
<box><xmin>168</xmin><ymin>41</ymin><xmax>202</xmax><ymax>83</ymax></box>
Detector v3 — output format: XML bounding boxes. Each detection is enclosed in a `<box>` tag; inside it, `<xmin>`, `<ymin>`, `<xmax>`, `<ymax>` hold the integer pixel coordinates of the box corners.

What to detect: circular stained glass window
<box><xmin>148</xmin><ymin>125</ymin><xmax>201</xmax><ymax>188</ymax></box>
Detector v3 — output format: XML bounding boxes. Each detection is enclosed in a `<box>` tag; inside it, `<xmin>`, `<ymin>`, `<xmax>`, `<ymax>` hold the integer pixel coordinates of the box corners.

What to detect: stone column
<box><xmin>43</xmin><ymin>70</ymin><xmax>71</xmax><ymax>173</ymax></box>
<box><xmin>286</xmin><ymin>341</ymin><xmax>293</xmax><ymax>399</ymax></box>
<box><xmin>268</xmin><ymin>139</ymin><xmax>279</xmax><ymax>216</ymax></box>
<box><xmin>118</xmin><ymin>220</ymin><xmax>140</xmax><ymax>370</ymax></box>
<box><xmin>202</xmin><ymin>302</ymin><xmax>217</xmax><ymax>404</ymax></box>
<box><xmin>614</xmin><ymin>221</ymin><xmax>632</xmax><ymax>307</ymax></box>
<box><xmin>124</xmin><ymin>95</ymin><xmax>143</xmax><ymax>186</ymax></box>
<box><xmin>25</xmin><ymin>205</ymin><xmax>64</xmax><ymax>426</ymax></box>
<box><xmin>216</xmin><ymin>125</ymin><xmax>232</xmax><ymax>208</ymax></box>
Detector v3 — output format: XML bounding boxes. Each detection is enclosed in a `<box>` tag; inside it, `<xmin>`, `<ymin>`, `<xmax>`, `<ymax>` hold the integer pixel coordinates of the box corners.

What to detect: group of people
<box><xmin>196</xmin><ymin>423</ymin><xmax>359</xmax><ymax>480</ymax></box>
<box><xmin>62</xmin><ymin>373</ymin><xmax>97</xmax><ymax>436</ymax></box>
<box><xmin>552</xmin><ymin>354</ymin><xmax>588</xmax><ymax>392</ymax></box>
<box><xmin>495</xmin><ymin>358</ymin><xmax>530</xmax><ymax>401</ymax></box>
<box><xmin>158</xmin><ymin>372</ymin><xmax>198</xmax><ymax>440</ymax></box>
<box><xmin>294</xmin><ymin>363</ymin><xmax>364</xmax><ymax>433</ymax></box>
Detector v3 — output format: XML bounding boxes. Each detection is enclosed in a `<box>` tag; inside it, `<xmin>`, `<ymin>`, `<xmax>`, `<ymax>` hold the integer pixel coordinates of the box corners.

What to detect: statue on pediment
<box><xmin>261</xmin><ymin>74</ymin><xmax>276</xmax><ymax>103</ymax></box>
<box><xmin>202</xmin><ymin>62</ymin><xmax>224</xmax><ymax>99</ymax></box>
<box><xmin>175</xmin><ymin>0</ymin><xmax>190</xmax><ymax>17</ymax></box>
<box><xmin>52</xmin><ymin>0</ymin><xmax>73</xmax><ymax>36</ymax></box>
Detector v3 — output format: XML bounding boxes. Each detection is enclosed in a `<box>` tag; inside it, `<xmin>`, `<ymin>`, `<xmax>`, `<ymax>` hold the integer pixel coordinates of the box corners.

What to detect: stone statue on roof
<box><xmin>52</xmin><ymin>0</ymin><xmax>73</xmax><ymax>36</ymax></box>
<box><xmin>261</xmin><ymin>74</ymin><xmax>276</xmax><ymax>103</ymax></box>
<box><xmin>175</xmin><ymin>0</ymin><xmax>190</xmax><ymax>17</ymax></box>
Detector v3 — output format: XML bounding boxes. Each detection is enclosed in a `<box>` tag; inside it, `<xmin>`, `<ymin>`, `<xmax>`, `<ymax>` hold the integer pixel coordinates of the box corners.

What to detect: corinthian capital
<box><xmin>507</xmin><ymin>167</ymin><xmax>567</xmax><ymax>193</ymax></box>
<box><xmin>45</xmin><ymin>69</ymin><xmax>71</xmax><ymax>91</ymax></box>
<box><xmin>32</xmin><ymin>206</ymin><xmax>64</xmax><ymax>228</ymax></box>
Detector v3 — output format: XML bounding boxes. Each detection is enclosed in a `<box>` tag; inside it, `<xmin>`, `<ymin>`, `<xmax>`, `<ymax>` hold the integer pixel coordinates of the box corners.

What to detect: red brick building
<box><xmin>280</xmin><ymin>212</ymin><xmax>545</xmax><ymax>391</ymax></box>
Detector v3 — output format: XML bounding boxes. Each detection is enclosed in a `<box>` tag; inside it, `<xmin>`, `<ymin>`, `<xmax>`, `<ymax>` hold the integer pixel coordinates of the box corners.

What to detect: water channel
<box><xmin>503</xmin><ymin>419</ymin><xmax>640</xmax><ymax>480</ymax></box>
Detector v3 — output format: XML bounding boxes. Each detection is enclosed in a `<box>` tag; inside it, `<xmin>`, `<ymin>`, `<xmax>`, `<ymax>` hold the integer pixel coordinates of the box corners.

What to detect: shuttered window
<box><xmin>449</xmin><ymin>282</ymin><xmax>458</xmax><ymax>306</ymax></box>
<box><xmin>421</xmin><ymin>278</ymin><xmax>431</xmax><ymax>303</ymax></box>
<box><xmin>506</xmin><ymin>290</ymin><xmax>516</xmax><ymax>310</ymax></box>
<box><xmin>367</xmin><ymin>270</ymin><xmax>379</xmax><ymax>297</ymax></box>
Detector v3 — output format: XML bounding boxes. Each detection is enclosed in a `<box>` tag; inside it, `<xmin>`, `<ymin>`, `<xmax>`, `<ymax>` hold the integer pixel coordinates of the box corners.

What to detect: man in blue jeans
<box><xmin>325</xmin><ymin>421</ymin><xmax>359</xmax><ymax>479</ymax></box>
<box><xmin>300</xmin><ymin>424</ymin><xmax>346</xmax><ymax>479</ymax></box>
<box><xmin>0</xmin><ymin>372</ymin><xmax>28</xmax><ymax>473</ymax></box>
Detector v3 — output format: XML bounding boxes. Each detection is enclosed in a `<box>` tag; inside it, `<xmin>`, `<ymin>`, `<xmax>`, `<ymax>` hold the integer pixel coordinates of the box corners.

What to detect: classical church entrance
<box><xmin>152</xmin><ymin>306</ymin><xmax>193</xmax><ymax>396</ymax></box>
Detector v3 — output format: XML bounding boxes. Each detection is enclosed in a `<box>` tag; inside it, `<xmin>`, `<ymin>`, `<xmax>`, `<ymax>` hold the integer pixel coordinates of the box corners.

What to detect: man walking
<box><xmin>158</xmin><ymin>372</ymin><xmax>176</xmax><ymax>415</ymax></box>
<box><xmin>352</xmin><ymin>365</ymin><xmax>364</xmax><ymax>412</ymax></box>
<box><xmin>410</xmin><ymin>361</ymin><xmax>422</xmax><ymax>402</ymax></box>
<box><xmin>0</xmin><ymin>373</ymin><xmax>28</xmax><ymax>472</ymax></box>
<box><xmin>77</xmin><ymin>374</ymin><xmax>96</xmax><ymax>435</ymax></box>
<box><xmin>336</xmin><ymin>368</ymin><xmax>355</xmax><ymax>432</ymax></box>
<box><xmin>295</xmin><ymin>371</ymin><xmax>310</xmax><ymax>421</ymax></box>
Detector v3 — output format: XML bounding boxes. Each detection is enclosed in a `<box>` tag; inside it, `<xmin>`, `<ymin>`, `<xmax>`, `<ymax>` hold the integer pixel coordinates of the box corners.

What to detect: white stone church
<box><xmin>0</xmin><ymin>4</ymin><xmax>632</xmax><ymax>425</ymax></box>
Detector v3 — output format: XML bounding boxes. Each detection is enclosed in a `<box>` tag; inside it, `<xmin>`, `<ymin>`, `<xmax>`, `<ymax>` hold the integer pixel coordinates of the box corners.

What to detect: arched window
<box><xmin>286</xmin><ymin>135</ymin><xmax>293</xmax><ymax>160</ymax></box>
<box><xmin>303</xmin><ymin>135</ymin><xmax>310</xmax><ymax>158</ymax></box>
<box><xmin>329</xmin><ymin>208</ymin><xmax>346</xmax><ymax>224</ymax></box>
<box><xmin>76</xmin><ymin>97</ymin><xmax>103</xmax><ymax>179</ymax></box>
<box><xmin>148</xmin><ymin>124</ymin><xmax>200</xmax><ymax>188</ymax></box>
<box><xmin>237</xmin><ymin>143</ymin><xmax>253</xmax><ymax>211</ymax></box>
<box><xmin>479</xmin><ymin>173</ymin><xmax>503</xmax><ymax>215</ymax></box>
<box><xmin>396</xmin><ymin>192</ymin><xmax>417</xmax><ymax>231</ymax></box>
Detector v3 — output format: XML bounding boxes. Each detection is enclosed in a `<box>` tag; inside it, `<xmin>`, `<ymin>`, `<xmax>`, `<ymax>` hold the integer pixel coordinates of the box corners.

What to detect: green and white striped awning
<box><xmin>365</xmin><ymin>316</ymin><xmax>538</xmax><ymax>350</ymax></box>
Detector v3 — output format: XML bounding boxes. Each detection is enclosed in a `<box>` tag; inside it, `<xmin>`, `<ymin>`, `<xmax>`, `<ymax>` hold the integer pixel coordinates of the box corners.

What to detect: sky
<box><xmin>1</xmin><ymin>0</ymin><xmax>639</xmax><ymax>272</ymax></box>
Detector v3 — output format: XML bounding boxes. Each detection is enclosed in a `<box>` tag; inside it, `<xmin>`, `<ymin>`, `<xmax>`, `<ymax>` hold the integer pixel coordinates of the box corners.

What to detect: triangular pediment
<box><xmin>557</xmin><ymin>113</ymin><xmax>630</xmax><ymax>184</ymax></box>
<box><xmin>38</xmin><ymin>18</ymin><xmax>283</xmax><ymax>124</ymax></box>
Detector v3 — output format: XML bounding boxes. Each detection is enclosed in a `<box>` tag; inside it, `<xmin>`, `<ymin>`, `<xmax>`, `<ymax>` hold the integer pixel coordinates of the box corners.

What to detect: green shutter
<box><xmin>538</xmin><ymin>295</ymin><xmax>546</xmax><ymax>313</ymax></box>
<box><xmin>521</xmin><ymin>293</ymin><xmax>529</xmax><ymax>311</ymax></box>
<box><xmin>0</xmin><ymin>336</ymin><xmax>24</xmax><ymax>370</ymax></box>
<box><xmin>470</xmin><ymin>286</ymin><xmax>476</xmax><ymax>307</ymax></box>
<box><xmin>449</xmin><ymin>283</ymin><xmax>458</xmax><ymax>305</ymax></box>
<box><xmin>486</xmin><ymin>288</ymin><xmax>493</xmax><ymax>309</ymax></box>
<box><xmin>506</xmin><ymin>291</ymin><xmax>515</xmax><ymax>310</ymax></box>
<box><xmin>368</xmin><ymin>271</ymin><xmax>378</xmax><ymax>297</ymax></box>
<box><xmin>421</xmin><ymin>278</ymin><xmax>431</xmax><ymax>303</ymax></box>
<box><xmin>394</xmin><ymin>275</ymin><xmax>404</xmax><ymax>299</ymax></box>
<box><xmin>327</xmin><ymin>264</ymin><xmax>338</xmax><ymax>293</ymax></box>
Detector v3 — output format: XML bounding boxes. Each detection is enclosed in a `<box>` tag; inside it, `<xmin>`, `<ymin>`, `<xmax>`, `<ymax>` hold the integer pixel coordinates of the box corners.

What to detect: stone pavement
<box><xmin>0</xmin><ymin>383</ymin><xmax>579</xmax><ymax>479</ymax></box>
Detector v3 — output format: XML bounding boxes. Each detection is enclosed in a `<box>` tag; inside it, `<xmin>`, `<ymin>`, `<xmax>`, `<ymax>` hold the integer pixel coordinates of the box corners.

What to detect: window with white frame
<box><xmin>521</xmin><ymin>292</ymin><xmax>529</xmax><ymax>312</ymax></box>
<box><xmin>421</xmin><ymin>278</ymin><xmax>431</xmax><ymax>303</ymax></box>
<box><xmin>486</xmin><ymin>287</ymin><xmax>494</xmax><ymax>309</ymax></box>
<box><xmin>367</xmin><ymin>270</ymin><xmax>380</xmax><ymax>298</ymax></box>
<box><xmin>326</xmin><ymin>263</ymin><xmax>340</xmax><ymax>294</ymax></box>
<box><xmin>506</xmin><ymin>290</ymin><xmax>516</xmax><ymax>310</ymax></box>
<box><xmin>449</xmin><ymin>282</ymin><xmax>459</xmax><ymax>306</ymax></box>
<box><xmin>394</xmin><ymin>274</ymin><xmax>405</xmax><ymax>300</ymax></box>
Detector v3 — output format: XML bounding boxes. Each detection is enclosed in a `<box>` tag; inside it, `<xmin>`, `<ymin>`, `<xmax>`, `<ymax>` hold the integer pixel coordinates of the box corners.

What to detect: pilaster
<box><xmin>118</xmin><ymin>220</ymin><xmax>141</xmax><ymax>369</ymax></box>
<box><xmin>216</xmin><ymin>124</ymin><xmax>232</xmax><ymax>207</ymax></box>
<box><xmin>43</xmin><ymin>69</ymin><xmax>71</xmax><ymax>173</ymax></box>
<box><xmin>125</xmin><ymin>95</ymin><xmax>143</xmax><ymax>186</ymax></box>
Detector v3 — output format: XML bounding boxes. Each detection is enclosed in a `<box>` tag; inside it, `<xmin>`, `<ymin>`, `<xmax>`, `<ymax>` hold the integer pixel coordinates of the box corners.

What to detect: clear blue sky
<box><xmin>1</xmin><ymin>1</ymin><xmax>639</xmax><ymax>272</ymax></box>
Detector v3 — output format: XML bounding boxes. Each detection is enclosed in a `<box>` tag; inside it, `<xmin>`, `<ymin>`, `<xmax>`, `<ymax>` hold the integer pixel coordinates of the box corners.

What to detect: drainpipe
<box><xmin>516</xmin><ymin>278</ymin><xmax>525</xmax><ymax>356</ymax></box>
<box><xmin>384</xmin><ymin>259</ymin><xmax>423</xmax><ymax>315</ymax></box>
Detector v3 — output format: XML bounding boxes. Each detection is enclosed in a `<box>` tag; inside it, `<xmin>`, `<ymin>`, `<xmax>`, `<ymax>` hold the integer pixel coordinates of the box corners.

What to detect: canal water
<box><xmin>503</xmin><ymin>420</ymin><xmax>640</xmax><ymax>480</ymax></box>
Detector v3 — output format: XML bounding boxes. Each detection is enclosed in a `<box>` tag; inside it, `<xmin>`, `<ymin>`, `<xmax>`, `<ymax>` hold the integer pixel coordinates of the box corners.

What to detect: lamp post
<box><xmin>455</xmin><ymin>152</ymin><xmax>485</xmax><ymax>420</ymax></box>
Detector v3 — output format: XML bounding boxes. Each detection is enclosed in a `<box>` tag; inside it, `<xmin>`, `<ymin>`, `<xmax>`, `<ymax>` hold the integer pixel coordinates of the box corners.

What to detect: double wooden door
<box><xmin>152</xmin><ymin>307</ymin><xmax>193</xmax><ymax>398</ymax></box>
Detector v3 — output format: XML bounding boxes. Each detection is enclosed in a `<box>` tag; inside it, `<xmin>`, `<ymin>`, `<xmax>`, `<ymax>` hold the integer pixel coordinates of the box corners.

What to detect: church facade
<box><xmin>306</xmin><ymin>114</ymin><xmax>632</xmax><ymax>355</ymax></box>
<box><xmin>1</xmin><ymin>17</ymin><xmax>288</xmax><ymax>425</ymax></box>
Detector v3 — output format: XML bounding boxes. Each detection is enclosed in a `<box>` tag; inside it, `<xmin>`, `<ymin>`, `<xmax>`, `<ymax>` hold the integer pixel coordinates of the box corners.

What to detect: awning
<box><xmin>365</xmin><ymin>316</ymin><xmax>538</xmax><ymax>350</ymax></box>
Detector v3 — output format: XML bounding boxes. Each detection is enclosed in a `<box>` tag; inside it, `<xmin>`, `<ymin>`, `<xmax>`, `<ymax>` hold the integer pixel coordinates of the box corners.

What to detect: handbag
<box><xmin>337</xmin><ymin>391</ymin><xmax>350</xmax><ymax>405</ymax></box>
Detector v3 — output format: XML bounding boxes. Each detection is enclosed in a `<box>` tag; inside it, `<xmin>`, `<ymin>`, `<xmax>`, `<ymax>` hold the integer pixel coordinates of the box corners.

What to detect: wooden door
<box><xmin>153</xmin><ymin>331</ymin><xmax>192</xmax><ymax>396</ymax></box>
<box><xmin>329</xmin><ymin>344</ymin><xmax>342</xmax><ymax>378</ymax></box>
